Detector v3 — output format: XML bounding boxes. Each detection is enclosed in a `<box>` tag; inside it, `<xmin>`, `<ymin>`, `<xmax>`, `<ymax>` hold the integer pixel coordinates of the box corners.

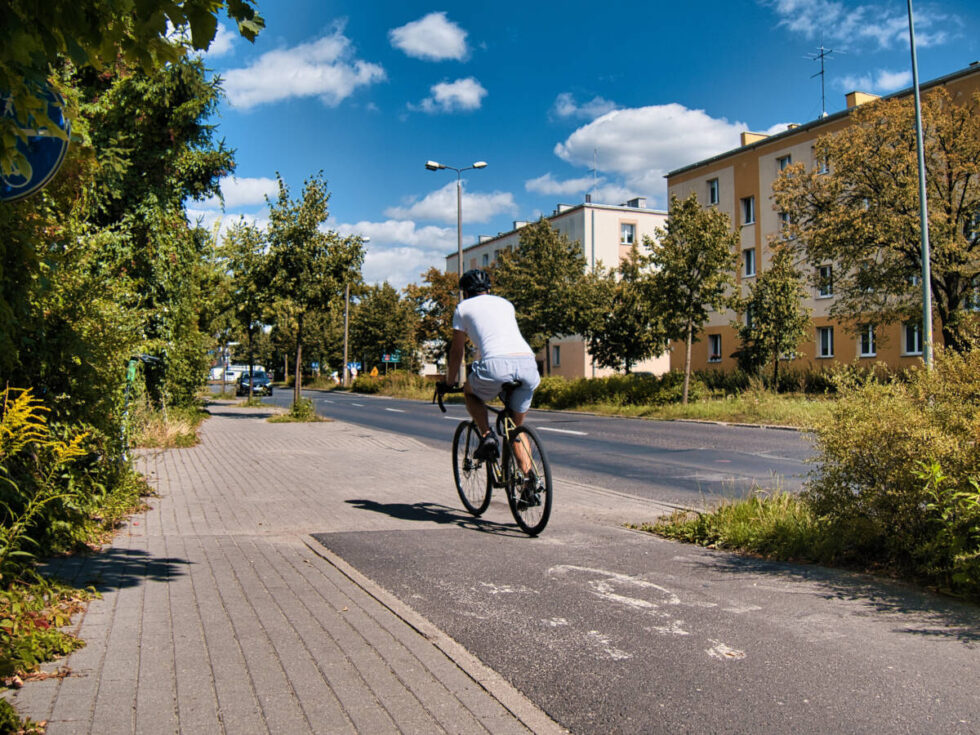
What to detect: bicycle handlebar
<box><xmin>432</xmin><ymin>382</ymin><xmax>463</xmax><ymax>413</ymax></box>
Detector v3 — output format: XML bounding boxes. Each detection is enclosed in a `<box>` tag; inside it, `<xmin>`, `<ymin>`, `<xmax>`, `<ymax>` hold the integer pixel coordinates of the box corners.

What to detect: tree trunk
<box><xmin>545</xmin><ymin>338</ymin><xmax>551</xmax><ymax>376</ymax></box>
<box><xmin>247</xmin><ymin>328</ymin><xmax>255</xmax><ymax>400</ymax></box>
<box><xmin>772</xmin><ymin>354</ymin><xmax>779</xmax><ymax>391</ymax></box>
<box><xmin>682</xmin><ymin>319</ymin><xmax>693</xmax><ymax>405</ymax></box>
<box><xmin>284</xmin><ymin>354</ymin><xmax>288</xmax><ymax>384</ymax></box>
<box><xmin>293</xmin><ymin>313</ymin><xmax>304</xmax><ymax>407</ymax></box>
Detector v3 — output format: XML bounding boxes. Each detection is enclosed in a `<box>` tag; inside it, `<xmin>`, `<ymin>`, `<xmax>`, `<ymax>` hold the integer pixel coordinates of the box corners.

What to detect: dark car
<box><xmin>237</xmin><ymin>371</ymin><xmax>273</xmax><ymax>397</ymax></box>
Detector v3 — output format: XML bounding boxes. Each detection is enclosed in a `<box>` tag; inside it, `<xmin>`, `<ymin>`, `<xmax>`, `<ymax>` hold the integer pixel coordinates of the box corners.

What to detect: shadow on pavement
<box><xmin>694</xmin><ymin>552</ymin><xmax>980</xmax><ymax>644</ymax></box>
<box><xmin>44</xmin><ymin>547</ymin><xmax>191</xmax><ymax>592</ymax></box>
<box><xmin>345</xmin><ymin>499</ymin><xmax>524</xmax><ymax>536</ymax></box>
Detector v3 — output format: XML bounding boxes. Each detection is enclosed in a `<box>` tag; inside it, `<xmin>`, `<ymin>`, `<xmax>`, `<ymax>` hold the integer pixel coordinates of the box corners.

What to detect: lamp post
<box><xmin>425</xmin><ymin>160</ymin><xmax>487</xmax><ymax>383</ymax></box>
<box><xmin>342</xmin><ymin>235</ymin><xmax>369</xmax><ymax>387</ymax></box>
<box><xmin>425</xmin><ymin>160</ymin><xmax>487</xmax><ymax>299</ymax></box>
<box><xmin>907</xmin><ymin>0</ymin><xmax>933</xmax><ymax>367</ymax></box>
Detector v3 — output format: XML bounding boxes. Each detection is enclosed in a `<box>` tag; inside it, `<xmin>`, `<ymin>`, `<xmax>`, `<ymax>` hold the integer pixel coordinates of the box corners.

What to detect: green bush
<box><xmin>351</xmin><ymin>376</ymin><xmax>382</xmax><ymax>394</ymax></box>
<box><xmin>805</xmin><ymin>350</ymin><xmax>980</xmax><ymax>597</ymax></box>
<box><xmin>532</xmin><ymin>371</ymin><xmax>705</xmax><ymax>410</ymax></box>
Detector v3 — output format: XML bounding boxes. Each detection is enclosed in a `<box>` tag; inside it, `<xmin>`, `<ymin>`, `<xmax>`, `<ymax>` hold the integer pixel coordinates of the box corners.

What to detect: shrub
<box><xmin>805</xmin><ymin>350</ymin><xmax>980</xmax><ymax>597</ymax></box>
<box><xmin>351</xmin><ymin>376</ymin><xmax>382</xmax><ymax>394</ymax></box>
<box><xmin>532</xmin><ymin>371</ymin><xmax>705</xmax><ymax>410</ymax></box>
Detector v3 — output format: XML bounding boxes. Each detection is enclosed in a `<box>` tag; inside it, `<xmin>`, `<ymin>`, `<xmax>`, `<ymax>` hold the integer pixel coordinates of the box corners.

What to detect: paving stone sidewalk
<box><xmin>5</xmin><ymin>403</ymin><xmax>563</xmax><ymax>734</ymax></box>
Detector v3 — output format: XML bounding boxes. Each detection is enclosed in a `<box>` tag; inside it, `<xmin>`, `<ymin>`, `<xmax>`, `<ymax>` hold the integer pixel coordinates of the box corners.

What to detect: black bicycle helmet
<box><xmin>459</xmin><ymin>268</ymin><xmax>491</xmax><ymax>295</ymax></box>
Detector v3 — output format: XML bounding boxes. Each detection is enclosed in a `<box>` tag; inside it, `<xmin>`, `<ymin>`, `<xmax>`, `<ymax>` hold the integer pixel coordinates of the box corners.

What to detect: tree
<box><xmin>221</xmin><ymin>220</ymin><xmax>268</xmax><ymax>399</ymax></box>
<box><xmin>580</xmin><ymin>243</ymin><xmax>667</xmax><ymax>373</ymax></box>
<box><xmin>404</xmin><ymin>267</ymin><xmax>458</xmax><ymax>371</ymax></box>
<box><xmin>350</xmin><ymin>283</ymin><xmax>419</xmax><ymax>374</ymax></box>
<box><xmin>652</xmin><ymin>193</ymin><xmax>739</xmax><ymax>404</ymax></box>
<box><xmin>733</xmin><ymin>246</ymin><xmax>812</xmax><ymax>386</ymax></box>
<box><xmin>772</xmin><ymin>87</ymin><xmax>980</xmax><ymax>353</ymax></box>
<box><xmin>494</xmin><ymin>219</ymin><xmax>588</xmax><ymax>375</ymax></box>
<box><xmin>1</xmin><ymin>0</ymin><xmax>263</xmax><ymax>178</ymax></box>
<box><xmin>265</xmin><ymin>172</ymin><xmax>365</xmax><ymax>406</ymax></box>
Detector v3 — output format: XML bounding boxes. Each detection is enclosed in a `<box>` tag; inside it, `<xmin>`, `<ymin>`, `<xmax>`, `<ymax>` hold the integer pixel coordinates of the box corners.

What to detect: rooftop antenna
<box><xmin>806</xmin><ymin>45</ymin><xmax>838</xmax><ymax>117</ymax></box>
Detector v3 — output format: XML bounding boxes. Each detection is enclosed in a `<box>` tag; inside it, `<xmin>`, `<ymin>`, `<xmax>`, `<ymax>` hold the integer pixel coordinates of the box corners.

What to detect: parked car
<box><xmin>237</xmin><ymin>371</ymin><xmax>273</xmax><ymax>397</ymax></box>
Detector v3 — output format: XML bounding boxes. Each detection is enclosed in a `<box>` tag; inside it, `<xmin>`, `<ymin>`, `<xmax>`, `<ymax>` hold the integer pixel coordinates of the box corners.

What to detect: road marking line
<box><xmin>537</xmin><ymin>426</ymin><xmax>588</xmax><ymax>436</ymax></box>
<box><xmin>351</xmin><ymin>403</ymin><xmax>364</xmax><ymax>407</ymax></box>
<box><xmin>385</xmin><ymin>408</ymin><xmax>405</xmax><ymax>413</ymax></box>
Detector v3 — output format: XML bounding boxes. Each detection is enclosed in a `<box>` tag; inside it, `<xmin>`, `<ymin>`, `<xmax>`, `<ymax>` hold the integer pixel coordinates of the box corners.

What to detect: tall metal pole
<box><xmin>456</xmin><ymin>170</ymin><xmax>463</xmax><ymax>300</ymax></box>
<box><xmin>342</xmin><ymin>282</ymin><xmax>350</xmax><ymax>386</ymax></box>
<box><xmin>908</xmin><ymin>0</ymin><xmax>933</xmax><ymax>367</ymax></box>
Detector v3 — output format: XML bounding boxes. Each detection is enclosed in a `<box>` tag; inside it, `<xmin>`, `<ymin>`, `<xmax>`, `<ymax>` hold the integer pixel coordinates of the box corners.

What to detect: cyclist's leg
<box><xmin>506</xmin><ymin>357</ymin><xmax>540</xmax><ymax>473</ymax></box>
<box><xmin>462</xmin><ymin>382</ymin><xmax>491</xmax><ymax>436</ymax></box>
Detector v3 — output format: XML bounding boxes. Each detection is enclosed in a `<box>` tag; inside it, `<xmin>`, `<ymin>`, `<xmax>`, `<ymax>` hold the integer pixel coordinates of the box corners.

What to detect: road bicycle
<box><xmin>434</xmin><ymin>382</ymin><xmax>553</xmax><ymax>536</ymax></box>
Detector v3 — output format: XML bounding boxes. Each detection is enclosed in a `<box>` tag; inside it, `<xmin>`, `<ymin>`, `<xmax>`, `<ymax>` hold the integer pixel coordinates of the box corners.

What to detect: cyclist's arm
<box><xmin>446</xmin><ymin>329</ymin><xmax>467</xmax><ymax>386</ymax></box>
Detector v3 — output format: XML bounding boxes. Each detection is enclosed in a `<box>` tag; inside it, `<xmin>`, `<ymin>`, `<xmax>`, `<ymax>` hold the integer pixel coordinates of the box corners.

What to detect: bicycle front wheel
<box><xmin>503</xmin><ymin>425</ymin><xmax>553</xmax><ymax>535</ymax></box>
<box><xmin>452</xmin><ymin>420</ymin><xmax>492</xmax><ymax>516</ymax></box>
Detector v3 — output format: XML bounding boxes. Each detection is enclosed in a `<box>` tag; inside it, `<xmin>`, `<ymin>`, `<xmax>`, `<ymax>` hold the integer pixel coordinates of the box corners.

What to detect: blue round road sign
<box><xmin>1</xmin><ymin>86</ymin><xmax>71</xmax><ymax>203</ymax></box>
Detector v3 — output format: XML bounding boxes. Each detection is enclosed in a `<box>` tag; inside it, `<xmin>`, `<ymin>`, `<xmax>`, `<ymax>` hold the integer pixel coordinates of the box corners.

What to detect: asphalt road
<box><xmin>224</xmin><ymin>387</ymin><xmax>979</xmax><ymax>733</ymax></box>
<box><xmin>262</xmin><ymin>387</ymin><xmax>815</xmax><ymax>508</ymax></box>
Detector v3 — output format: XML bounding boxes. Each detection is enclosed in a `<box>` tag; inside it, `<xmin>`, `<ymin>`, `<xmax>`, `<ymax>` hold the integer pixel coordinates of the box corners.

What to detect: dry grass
<box><xmin>132</xmin><ymin>405</ymin><xmax>207</xmax><ymax>448</ymax></box>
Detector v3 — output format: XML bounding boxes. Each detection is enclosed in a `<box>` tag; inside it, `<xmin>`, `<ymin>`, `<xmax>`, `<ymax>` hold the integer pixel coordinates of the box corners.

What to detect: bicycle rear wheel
<box><xmin>452</xmin><ymin>420</ymin><xmax>492</xmax><ymax>516</ymax></box>
<box><xmin>503</xmin><ymin>425</ymin><xmax>553</xmax><ymax>535</ymax></box>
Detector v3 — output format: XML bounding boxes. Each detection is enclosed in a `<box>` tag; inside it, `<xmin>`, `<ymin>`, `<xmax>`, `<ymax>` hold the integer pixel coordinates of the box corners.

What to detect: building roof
<box><xmin>666</xmin><ymin>61</ymin><xmax>980</xmax><ymax>179</ymax></box>
<box><xmin>448</xmin><ymin>200</ymin><xmax>667</xmax><ymax>259</ymax></box>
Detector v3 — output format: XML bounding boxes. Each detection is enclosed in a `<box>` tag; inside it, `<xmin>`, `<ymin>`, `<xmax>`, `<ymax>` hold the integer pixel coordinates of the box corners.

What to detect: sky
<box><xmin>186</xmin><ymin>0</ymin><xmax>980</xmax><ymax>288</ymax></box>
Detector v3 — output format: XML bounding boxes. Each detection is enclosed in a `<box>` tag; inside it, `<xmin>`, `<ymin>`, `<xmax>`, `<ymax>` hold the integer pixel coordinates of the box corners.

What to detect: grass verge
<box><xmin>132</xmin><ymin>404</ymin><xmax>208</xmax><ymax>449</ymax></box>
<box><xmin>267</xmin><ymin>398</ymin><xmax>328</xmax><ymax>423</ymax></box>
<box><xmin>590</xmin><ymin>392</ymin><xmax>832</xmax><ymax>428</ymax></box>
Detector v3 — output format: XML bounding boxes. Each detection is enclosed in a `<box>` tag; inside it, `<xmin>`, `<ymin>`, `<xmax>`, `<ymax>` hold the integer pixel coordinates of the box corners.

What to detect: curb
<box><xmin>302</xmin><ymin>536</ymin><xmax>568</xmax><ymax>735</ymax></box>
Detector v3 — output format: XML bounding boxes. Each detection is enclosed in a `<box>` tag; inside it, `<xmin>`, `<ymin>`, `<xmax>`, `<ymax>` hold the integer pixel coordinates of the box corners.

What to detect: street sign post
<box><xmin>1</xmin><ymin>86</ymin><xmax>71</xmax><ymax>202</ymax></box>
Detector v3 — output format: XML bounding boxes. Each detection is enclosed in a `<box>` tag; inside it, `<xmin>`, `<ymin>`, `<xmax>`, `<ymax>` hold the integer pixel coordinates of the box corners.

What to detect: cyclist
<box><xmin>444</xmin><ymin>269</ymin><xmax>541</xmax><ymax>466</ymax></box>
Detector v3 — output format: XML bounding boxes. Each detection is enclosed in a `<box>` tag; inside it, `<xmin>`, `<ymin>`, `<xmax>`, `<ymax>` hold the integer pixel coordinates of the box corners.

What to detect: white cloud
<box><xmin>362</xmin><ymin>246</ymin><xmax>450</xmax><ymax>289</ymax></box>
<box><xmin>525</xmin><ymin>173</ymin><xmax>600</xmax><ymax>196</ymax></box>
<box><xmin>552</xmin><ymin>92</ymin><xmax>618</xmax><ymax>120</ymax></box>
<box><xmin>412</xmin><ymin>77</ymin><xmax>487</xmax><ymax>113</ymax></box>
<box><xmin>222</xmin><ymin>24</ymin><xmax>385</xmax><ymax>109</ymax></box>
<box><xmin>389</xmin><ymin>12</ymin><xmax>468</xmax><ymax>61</ymax></box>
<box><xmin>334</xmin><ymin>219</ymin><xmax>459</xmax><ymax>288</ymax></box>
<box><xmin>198</xmin><ymin>176</ymin><xmax>279</xmax><ymax>209</ymax></box>
<box><xmin>554</xmin><ymin>105</ymin><xmax>747</xmax><ymax>199</ymax></box>
<box><xmin>839</xmin><ymin>68</ymin><xmax>912</xmax><ymax>93</ymax></box>
<box><xmin>764</xmin><ymin>0</ymin><xmax>951</xmax><ymax>49</ymax></box>
<box><xmin>384</xmin><ymin>181</ymin><xmax>517</xmax><ymax>224</ymax></box>
<box><xmin>764</xmin><ymin>121</ymin><xmax>798</xmax><ymax>135</ymax></box>
<box><xmin>186</xmin><ymin>208</ymin><xmax>269</xmax><ymax>240</ymax></box>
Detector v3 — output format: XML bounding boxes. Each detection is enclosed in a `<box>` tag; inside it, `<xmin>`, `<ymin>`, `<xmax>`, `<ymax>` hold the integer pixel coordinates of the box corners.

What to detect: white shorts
<box><xmin>468</xmin><ymin>356</ymin><xmax>541</xmax><ymax>413</ymax></box>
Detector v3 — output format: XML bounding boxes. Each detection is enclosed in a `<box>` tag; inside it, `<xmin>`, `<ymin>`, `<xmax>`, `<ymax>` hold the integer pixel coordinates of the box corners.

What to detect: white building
<box><xmin>447</xmin><ymin>197</ymin><xmax>670</xmax><ymax>379</ymax></box>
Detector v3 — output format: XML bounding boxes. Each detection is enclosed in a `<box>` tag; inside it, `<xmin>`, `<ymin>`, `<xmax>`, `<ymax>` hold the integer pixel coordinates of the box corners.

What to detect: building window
<box><xmin>778</xmin><ymin>211</ymin><xmax>791</xmax><ymax>228</ymax></box>
<box><xmin>708</xmin><ymin>178</ymin><xmax>719</xmax><ymax>205</ymax></box>
<box><xmin>859</xmin><ymin>324</ymin><xmax>876</xmax><ymax>357</ymax></box>
<box><xmin>817</xmin><ymin>265</ymin><xmax>833</xmax><ymax>297</ymax></box>
<box><xmin>620</xmin><ymin>222</ymin><xmax>635</xmax><ymax>246</ymax></box>
<box><xmin>493</xmin><ymin>249</ymin><xmax>501</xmax><ymax>262</ymax></box>
<box><xmin>743</xmin><ymin>248</ymin><xmax>756</xmax><ymax>277</ymax></box>
<box><xmin>552</xmin><ymin>345</ymin><xmax>561</xmax><ymax>367</ymax></box>
<box><xmin>777</xmin><ymin>154</ymin><xmax>792</xmax><ymax>171</ymax></box>
<box><xmin>967</xmin><ymin>276</ymin><xmax>980</xmax><ymax>311</ymax></box>
<box><xmin>904</xmin><ymin>323</ymin><xmax>922</xmax><ymax>355</ymax></box>
<box><xmin>708</xmin><ymin>334</ymin><xmax>722</xmax><ymax>362</ymax></box>
<box><xmin>741</xmin><ymin>196</ymin><xmax>755</xmax><ymax>225</ymax></box>
<box><xmin>817</xmin><ymin>326</ymin><xmax>834</xmax><ymax>358</ymax></box>
<box><xmin>482</xmin><ymin>253</ymin><xmax>489</xmax><ymax>267</ymax></box>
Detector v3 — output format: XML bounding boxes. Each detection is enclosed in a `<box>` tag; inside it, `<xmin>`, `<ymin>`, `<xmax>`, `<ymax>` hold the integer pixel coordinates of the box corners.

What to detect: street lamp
<box><xmin>426</xmin><ymin>160</ymin><xmax>487</xmax><ymax>383</ymax></box>
<box><xmin>425</xmin><ymin>160</ymin><xmax>488</xmax><ymax>299</ymax></box>
<box><xmin>907</xmin><ymin>0</ymin><xmax>933</xmax><ymax>367</ymax></box>
<box><xmin>343</xmin><ymin>235</ymin><xmax>369</xmax><ymax>387</ymax></box>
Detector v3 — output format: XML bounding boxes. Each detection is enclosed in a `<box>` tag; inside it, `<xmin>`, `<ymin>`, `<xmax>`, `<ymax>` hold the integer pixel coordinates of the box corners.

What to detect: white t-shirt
<box><xmin>452</xmin><ymin>294</ymin><xmax>533</xmax><ymax>360</ymax></box>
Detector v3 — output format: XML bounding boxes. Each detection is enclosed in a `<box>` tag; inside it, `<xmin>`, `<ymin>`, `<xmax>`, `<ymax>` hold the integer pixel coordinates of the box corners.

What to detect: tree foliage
<box><xmin>404</xmin><ymin>266</ymin><xmax>458</xmax><ymax>370</ymax></box>
<box><xmin>733</xmin><ymin>246</ymin><xmax>812</xmax><ymax>384</ymax></box>
<box><xmin>772</xmin><ymin>87</ymin><xmax>980</xmax><ymax>353</ymax></box>
<box><xmin>651</xmin><ymin>193</ymin><xmax>739</xmax><ymax>403</ymax></box>
<box><xmin>350</xmin><ymin>283</ymin><xmax>419</xmax><ymax>374</ymax></box>
<box><xmin>580</xmin><ymin>243</ymin><xmax>667</xmax><ymax>373</ymax></box>
<box><xmin>1</xmin><ymin>0</ymin><xmax>263</xmax><ymax>177</ymax></box>
<box><xmin>221</xmin><ymin>220</ymin><xmax>267</xmax><ymax>397</ymax></box>
<box><xmin>265</xmin><ymin>172</ymin><xmax>364</xmax><ymax>404</ymax></box>
<box><xmin>493</xmin><ymin>219</ymin><xmax>587</xmax><ymax>374</ymax></box>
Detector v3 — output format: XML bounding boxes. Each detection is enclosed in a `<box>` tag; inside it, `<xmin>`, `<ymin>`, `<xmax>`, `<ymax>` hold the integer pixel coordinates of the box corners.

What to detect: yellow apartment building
<box><xmin>666</xmin><ymin>62</ymin><xmax>980</xmax><ymax>375</ymax></box>
<box><xmin>446</xmin><ymin>198</ymin><xmax>669</xmax><ymax>379</ymax></box>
